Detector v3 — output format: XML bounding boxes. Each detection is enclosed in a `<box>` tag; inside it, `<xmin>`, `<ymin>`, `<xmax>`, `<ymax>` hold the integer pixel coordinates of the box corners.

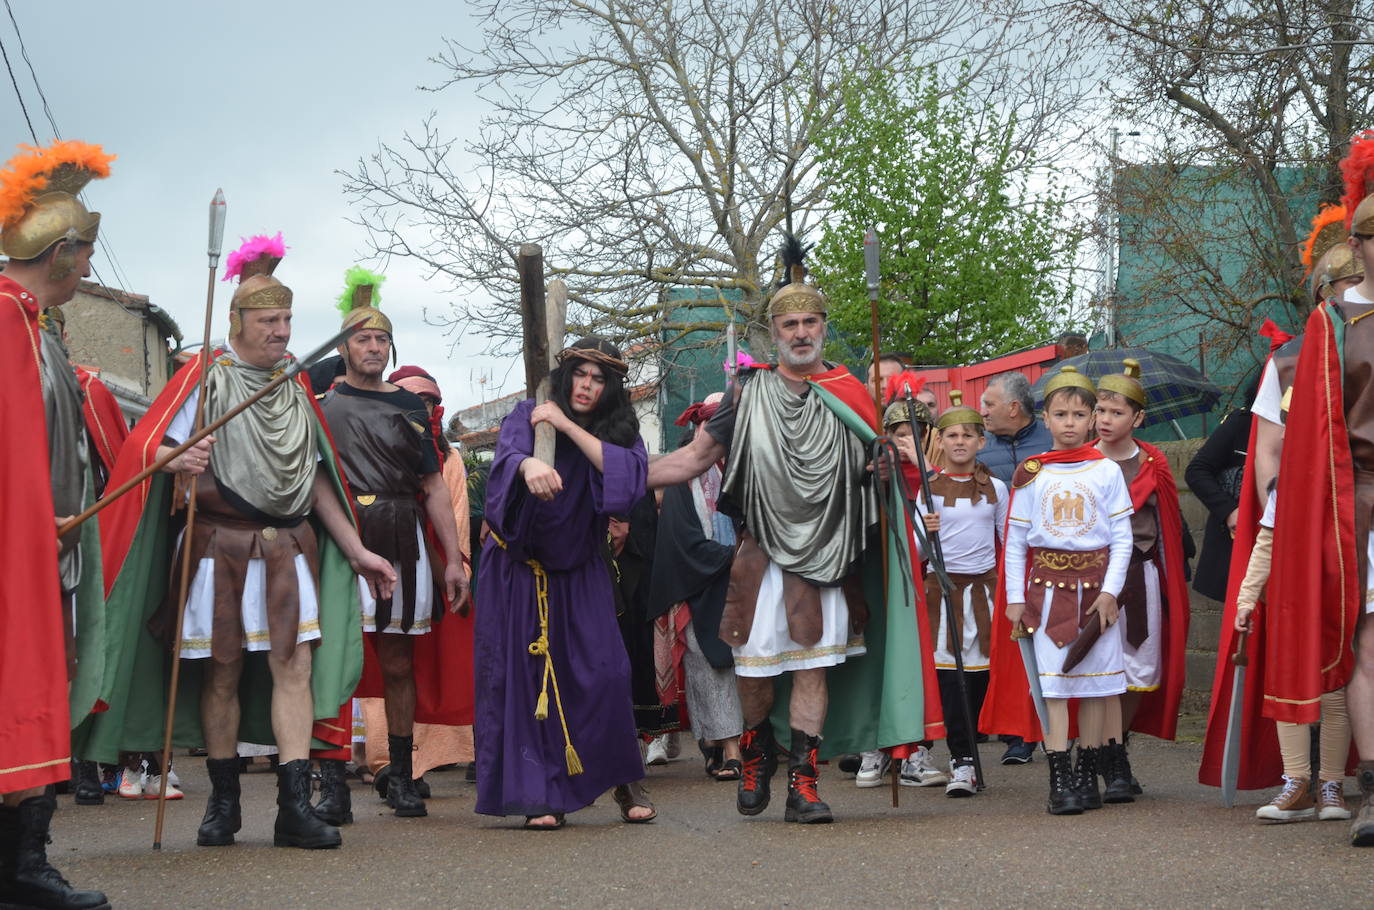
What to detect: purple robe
<box><xmin>474</xmin><ymin>399</ymin><xmax>648</xmax><ymax>817</ymax></box>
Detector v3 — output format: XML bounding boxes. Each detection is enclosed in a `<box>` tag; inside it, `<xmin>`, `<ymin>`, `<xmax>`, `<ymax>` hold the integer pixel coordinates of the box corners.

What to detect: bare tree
<box><xmin>1076</xmin><ymin>0</ymin><xmax>1374</xmax><ymax>366</ymax></box>
<box><xmin>343</xmin><ymin>0</ymin><xmax>1094</xmax><ymax>362</ymax></box>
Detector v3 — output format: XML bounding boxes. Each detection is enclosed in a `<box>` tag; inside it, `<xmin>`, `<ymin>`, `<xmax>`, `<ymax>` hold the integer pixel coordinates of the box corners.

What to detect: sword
<box><xmin>1013</xmin><ymin>621</ymin><xmax>1051</xmax><ymax>735</ymax></box>
<box><xmin>1220</xmin><ymin>629</ymin><xmax>1249</xmax><ymax>808</ymax></box>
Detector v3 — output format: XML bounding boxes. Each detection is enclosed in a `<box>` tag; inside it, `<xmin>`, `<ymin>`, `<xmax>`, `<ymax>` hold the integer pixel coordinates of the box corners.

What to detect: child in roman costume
<box><xmin>914</xmin><ymin>391</ymin><xmax>1008</xmax><ymax>797</ymax></box>
<box><xmin>1001</xmin><ymin>366</ymin><xmax>1134</xmax><ymax>815</ymax></box>
<box><xmin>1092</xmin><ymin>360</ymin><xmax>1192</xmax><ymax>801</ymax></box>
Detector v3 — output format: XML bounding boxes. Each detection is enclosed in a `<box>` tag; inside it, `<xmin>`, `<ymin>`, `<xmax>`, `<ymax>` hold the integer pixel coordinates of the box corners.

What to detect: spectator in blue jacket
<box><xmin>979</xmin><ymin>371</ymin><xmax>1054</xmax><ymax>485</ymax></box>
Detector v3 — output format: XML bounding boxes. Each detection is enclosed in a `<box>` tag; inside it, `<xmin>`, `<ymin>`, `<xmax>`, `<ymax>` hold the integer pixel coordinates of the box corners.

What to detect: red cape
<box><xmin>75</xmin><ymin>367</ymin><xmax>128</xmax><ymax>478</ymax></box>
<box><xmin>1267</xmin><ymin>302</ymin><xmax>1361</xmax><ymax>723</ymax></box>
<box><xmin>1123</xmin><ymin>440</ymin><xmax>1190</xmax><ymax>740</ymax></box>
<box><xmin>350</xmin><ymin>507</ymin><xmax>475</xmax><ymax>728</ymax></box>
<box><xmin>98</xmin><ymin>356</ymin><xmax>205</xmax><ymax>595</ymax></box>
<box><xmin>979</xmin><ymin>444</ymin><xmax>1106</xmax><ymax>741</ymax></box>
<box><xmin>0</xmin><ymin>275</ymin><xmax>70</xmax><ymax>792</ymax></box>
<box><xmin>1198</xmin><ymin>339</ymin><xmax>1287</xmax><ymax>790</ymax></box>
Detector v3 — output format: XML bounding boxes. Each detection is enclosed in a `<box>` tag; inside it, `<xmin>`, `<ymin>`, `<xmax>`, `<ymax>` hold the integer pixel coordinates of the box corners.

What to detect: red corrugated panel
<box><xmin>911</xmin><ymin>344</ymin><xmax>1060</xmax><ymax>413</ymax></box>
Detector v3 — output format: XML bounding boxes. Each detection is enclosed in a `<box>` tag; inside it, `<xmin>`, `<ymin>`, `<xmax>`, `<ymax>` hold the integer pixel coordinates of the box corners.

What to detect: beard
<box><xmin>776</xmin><ymin>336</ymin><xmax>822</xmax><ymax>371</ymax></box>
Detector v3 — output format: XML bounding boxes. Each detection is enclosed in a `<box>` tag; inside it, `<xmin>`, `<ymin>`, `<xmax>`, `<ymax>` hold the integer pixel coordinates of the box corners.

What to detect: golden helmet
<box><xmin>937</xmin><ymin>390</ymin><xmax>984</xmax><ymax>430</ymax></box>
<box><xmin>1097</xmin><ymin>358</ymin><xmax>1147</xmax><ymax>408</ymax></box>
<box><xmin>0</xmin><ymin>141</ymin><xmax>113</xmax><ymax>261</ymax></box>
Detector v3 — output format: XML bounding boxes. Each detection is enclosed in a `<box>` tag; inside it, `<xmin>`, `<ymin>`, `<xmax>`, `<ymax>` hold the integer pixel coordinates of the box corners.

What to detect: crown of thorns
<box><xmin>556</xmin><ymin>337</ymin><xmax>629</xmax><ymax>378</ymax></box>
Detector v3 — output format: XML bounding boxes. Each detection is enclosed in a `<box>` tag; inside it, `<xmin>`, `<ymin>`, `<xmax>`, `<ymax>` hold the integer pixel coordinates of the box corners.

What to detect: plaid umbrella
<box><xmin>1031</xmin><ymin>347</ymin><xmax>1222</xmax><ymax>429</ymax></box>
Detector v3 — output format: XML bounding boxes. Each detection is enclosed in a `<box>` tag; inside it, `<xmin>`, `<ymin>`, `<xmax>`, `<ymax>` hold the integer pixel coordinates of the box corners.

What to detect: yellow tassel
<box><xmin>565</xmin><ymin>744</ymin><xmax>584</xmax><ymax>776</ymax></box>
<box><xmin>535</xmin><ymin>689</ymin><xmax>549</xmax><ymax>720</ymax></box>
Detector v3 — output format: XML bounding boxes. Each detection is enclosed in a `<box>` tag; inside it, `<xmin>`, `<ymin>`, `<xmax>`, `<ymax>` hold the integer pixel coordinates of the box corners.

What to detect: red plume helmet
<box><xmin>1340</xmin><ymin>131</ymin><xmax>1374</xmax><ymax>232</ymax></box>
<box><xmin>884</xmin><ymin>369</ymin><xmax>927</xmax><ymax>406</ymax></box>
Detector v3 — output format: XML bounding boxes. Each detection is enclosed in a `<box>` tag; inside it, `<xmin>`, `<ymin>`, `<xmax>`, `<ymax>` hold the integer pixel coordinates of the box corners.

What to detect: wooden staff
<box><xmin>863</xmin><ymin>227</ymin><xmax>901</xmax><ymax>808</ymax></box>
<box><xmin>153</xmin><ymin>189</ymin><xmax>225</xmax><ymax>849</ymax></box>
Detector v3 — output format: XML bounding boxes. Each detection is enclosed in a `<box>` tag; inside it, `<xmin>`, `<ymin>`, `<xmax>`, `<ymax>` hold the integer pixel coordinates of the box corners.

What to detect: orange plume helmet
<box><xmin>1301</xmin><ymin>204</ymin><xmax>1348</xmax><ymax>275</ymax></box>
<box><xmin>0</xmin><ymin>140</ymin><xmax>114</xmax><ymax>260</ymax></box>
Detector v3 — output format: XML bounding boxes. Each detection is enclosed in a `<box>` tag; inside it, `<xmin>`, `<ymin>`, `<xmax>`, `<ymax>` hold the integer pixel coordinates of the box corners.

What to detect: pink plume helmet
<box><xmin>222</xmin><ymin>232</ymin><xmax>288</xmax><ymax>282</ymax></box>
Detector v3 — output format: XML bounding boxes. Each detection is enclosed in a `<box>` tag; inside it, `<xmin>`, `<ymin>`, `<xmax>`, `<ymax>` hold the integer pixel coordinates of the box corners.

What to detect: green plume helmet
<box><xmin>336</xmin><ymin>265</ymin><xmax>395</xmax><ymax>362</ymax></box>
<box><xmin>337</xmin><ymin>265</ymin><xmax>386</xmax><ymax>316</ymax></box>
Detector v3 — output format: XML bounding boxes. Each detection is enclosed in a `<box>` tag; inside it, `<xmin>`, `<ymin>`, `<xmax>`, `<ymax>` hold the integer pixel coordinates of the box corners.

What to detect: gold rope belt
<box><xmin>489</xmin><ymin>532</ymin><xmax>583</xmax><ymax>776</ymax></box>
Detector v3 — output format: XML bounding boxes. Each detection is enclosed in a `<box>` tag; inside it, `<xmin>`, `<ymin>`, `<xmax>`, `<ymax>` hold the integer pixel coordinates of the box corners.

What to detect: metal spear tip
<box><xmin>863</xmin><ymin>226</ymin><xmax>880</xmax><ymax>293</ymax></box>
<box><xmin>207</xmin><ymin>188</ymin><xmax>227</xmax><ymax>263</ymax></box>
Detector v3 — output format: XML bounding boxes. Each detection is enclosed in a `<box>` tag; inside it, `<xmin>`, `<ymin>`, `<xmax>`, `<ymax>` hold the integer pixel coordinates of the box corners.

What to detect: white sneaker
<box><xmin>142</xmin><ymin>773</ymin><xmax>184</xmax><ymax>800</ymax></box>
<box><xmin>945</xmin><ymin>761</ymin><xmax>977</xmax><ymax>797</ymax></box>
<box><xmin>855</xmin><ymin>750</ymin><xmax>890</xmax><ymax>788</ymax></box>
<box><xmin>166</xmin><ymin>766</ymin><xmax>181</xmax><ymax>788</ymax></box>
<box><xmin>645</xmin><ymin>735</ymin><xmax>670</xmax><ymax>766</ymax></box>
<box><xmin>116</xmin><ymin>768</ymin><xmax>144</xmax><ymax>799</ymax></box>
<box><xmin>899</xmin><ymin>746</ymin><xmax>949</xmax><ymax>787</ymax></box>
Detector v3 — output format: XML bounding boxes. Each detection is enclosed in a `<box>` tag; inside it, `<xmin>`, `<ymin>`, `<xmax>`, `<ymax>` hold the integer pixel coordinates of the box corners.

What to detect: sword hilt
<box><xmin>1232</xmin><ymin>629</ymin><xmax>1249</xmax><ymax>667</ymax></box>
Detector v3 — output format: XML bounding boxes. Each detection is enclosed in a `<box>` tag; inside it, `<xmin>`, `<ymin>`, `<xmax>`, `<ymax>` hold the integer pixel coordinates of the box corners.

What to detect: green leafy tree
<box><xmin>813</xmin><ymin>63</ymin><xmax>1081</xmax><ymax>366</ymax></box>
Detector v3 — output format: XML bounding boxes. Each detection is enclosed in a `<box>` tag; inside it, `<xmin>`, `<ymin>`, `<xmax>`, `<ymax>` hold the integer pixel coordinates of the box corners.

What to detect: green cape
<box><xmin>766</xmin><ymin>381</ymin><xmax>928</xmax><ymax>758</ymax></box>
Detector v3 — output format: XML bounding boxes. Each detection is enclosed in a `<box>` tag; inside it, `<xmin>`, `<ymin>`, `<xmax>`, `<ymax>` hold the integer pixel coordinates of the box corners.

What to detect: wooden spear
<box><xmin>863</xmin><ymin>227</ymin><xmax>901</xmax><ymax>809</ymax></box>
<box><xmin>153</xmin><ymin>189</ymin><xmax>225</xmax><ymax>848</ymax></box>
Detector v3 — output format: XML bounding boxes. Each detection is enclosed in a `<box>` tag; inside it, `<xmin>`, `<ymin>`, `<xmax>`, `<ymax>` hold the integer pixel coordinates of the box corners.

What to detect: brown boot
<box><xmin>1352</xmin><ymin>761</ymin><xmax>1374</xmax><ymax>846</ymax></box>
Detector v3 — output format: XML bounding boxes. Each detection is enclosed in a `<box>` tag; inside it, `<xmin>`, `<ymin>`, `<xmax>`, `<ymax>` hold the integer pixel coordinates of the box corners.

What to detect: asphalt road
<box><xmin>46</xmin><ymin>737</ymin><xmax>1370</xmax><ymax>910</ymax></box>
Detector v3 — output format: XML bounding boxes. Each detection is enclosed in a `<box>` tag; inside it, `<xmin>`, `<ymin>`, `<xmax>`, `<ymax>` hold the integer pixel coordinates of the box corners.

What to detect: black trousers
<box><xmin>938</xmin><ymin>668</ymin><xmax>990</xmax><ymax>764</ymax></box>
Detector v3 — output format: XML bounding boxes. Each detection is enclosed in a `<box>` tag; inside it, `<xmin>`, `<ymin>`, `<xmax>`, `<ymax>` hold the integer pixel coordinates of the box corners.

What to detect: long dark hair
<box><xmin>549</xmin><ymin>338</ymin><xmax>639</xmax><ymax>448</ymax></box>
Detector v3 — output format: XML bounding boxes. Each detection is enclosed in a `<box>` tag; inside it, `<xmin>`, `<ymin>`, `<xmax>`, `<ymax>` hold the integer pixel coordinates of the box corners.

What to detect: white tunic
<box><xmin>166</xmin><ymin>383</ymin><xmax>321</xmax><ymax>659</ymax></box>
<box><xmin>916</xmin><ymin>473</ymin><xmax>1008</xmax><ymax>670</ymax></box>
<box><xmin>1005</xmin><ymin>457</ymin><xmax>1134</xmax><ymax>699</ymax></box>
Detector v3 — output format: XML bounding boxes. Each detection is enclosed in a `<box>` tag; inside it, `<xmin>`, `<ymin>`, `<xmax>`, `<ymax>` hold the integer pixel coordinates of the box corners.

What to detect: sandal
<box><xmin>713</xmin><ymin>758</ymin><xmax>742</xmax><ymax>781</ymax></box>
<box><xmin>699</xmin><ymin>740</ymin><xmax>724</xmax><ymax>778</ymax></box>
<box><xmin>612</xmin><ymin>780</ymin><xmax>657</xmax><ymax>823</ymax></box>
<box><xmin>522</xmin><ymin>813</ymin><xmax>565</xmax><ymax>830</ymax></box>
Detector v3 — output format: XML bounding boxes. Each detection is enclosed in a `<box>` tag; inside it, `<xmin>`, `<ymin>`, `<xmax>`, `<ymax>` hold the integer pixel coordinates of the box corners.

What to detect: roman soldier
<box><xmin>0</xmin><ymin>139</ymin><xmax>113</xmax><ymax>910</ymax></box>
<box><xmin>312</xmin><ymin>268</ymin><xmax>467</xmax><ymax>821</ymax></box>
<box><xmin>647</xmin><ymin>237</ymin><xmax>933</xmax><ymax>824</ymax></box>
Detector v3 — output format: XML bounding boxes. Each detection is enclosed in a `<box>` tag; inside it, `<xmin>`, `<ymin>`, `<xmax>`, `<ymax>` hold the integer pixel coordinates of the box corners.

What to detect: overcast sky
<box><xmin>2</xmin><ymin>0</ymin><xmax>516</xmax><ymax>409</ymax></box>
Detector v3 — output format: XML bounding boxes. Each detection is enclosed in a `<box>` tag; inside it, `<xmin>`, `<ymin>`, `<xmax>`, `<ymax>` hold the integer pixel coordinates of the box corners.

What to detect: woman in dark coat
<box><xmin>1185</xmin><ymin>405</ymin><xmax>1253</xmax><ymax>602</ymax></box>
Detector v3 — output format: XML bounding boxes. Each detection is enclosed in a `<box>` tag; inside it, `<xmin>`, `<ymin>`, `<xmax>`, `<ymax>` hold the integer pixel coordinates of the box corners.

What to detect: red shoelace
<box><xmin>739</xmin><ymin>729</ymin><xmax>765</xmax><ymax>792</ymax></box>
<box><xmin>791</xmin><ymin>750</ymin><xmax>821</xmax><ymax>802</ymax></box>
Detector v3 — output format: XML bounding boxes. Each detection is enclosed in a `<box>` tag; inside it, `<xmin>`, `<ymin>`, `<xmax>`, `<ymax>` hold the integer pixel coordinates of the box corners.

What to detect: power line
<box><xmin>3</xmin><ymin>0</ymin><xmax>56</xmax><ymax>141</ymax></box>
<box><xmin>2</xmin><ymin>0</ymin><xmax>140</xmax><ymax>310</ymax></box>
<box><xmin>0</xmin><ymin>30</ymin><xmax>35</xmax><ymax>142</ymax></box>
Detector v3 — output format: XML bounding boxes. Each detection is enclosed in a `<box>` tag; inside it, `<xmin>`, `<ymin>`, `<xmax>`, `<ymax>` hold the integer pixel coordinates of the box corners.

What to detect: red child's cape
<box><xmin>979</xmin><ymin>444</ymin><xmax>1105</xmax><ymax>741</ymax></box>
<box><xmin>1122</xmin><ymin>440</ymin><xmax>1191</xmax><ymax>741</ymax></box>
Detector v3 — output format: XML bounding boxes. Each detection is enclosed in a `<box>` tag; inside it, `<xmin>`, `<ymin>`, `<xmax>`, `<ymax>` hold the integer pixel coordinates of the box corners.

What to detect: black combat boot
<box><xmin>72</xmin><ymin>762</ymin><xmax>103</xmax><ymax>807</ymax></box>
<box><xmin>1352</xmin><ymin>761</ymin><xmax>1374</xmax><ymax>846</ymax></box>
<box><xmin>1074</xmin><ymin>745</ymin><xmax>1102</xmax><ymax>810</ymax></box>
<box><xmin>784</xmin><ymin>730</ymin><xmax>834</xmax><ymax>824</ymax></box>
<box><xmin>1102</xmin><ymin>739</ymin><xmax>1136</xmax><ymax>804</ymax></box>
<box><xmin>385</xmin><ymin>735</ymin><xmax>426</xmax><ymax>818</ymax></box>
<box><xmin>313</xmin><ymin>758</ymin><xmax>353</xmax><ymax>826</ymax></box>
<box><xmin>0</xmin><ymin>793</ymin><xmax>110</xmax><ymax>909</ymax></box>
<box><xmin>197</xmin><ymin>756</ymin><xmax>242</xmax><ymax>846</ymax></box>
<box><xmin>273</xmin><ymin>759</ymin><xmax>341</xmax><ymax>849</ymax></box>
<box><xmin>1046</xmin><ymin>750</ymin><xmax>1084</xmax><ymax>815</ymax></box>
<box><xmin>736</xmin><ymin>719</ymin><xmax>779</xmax><ymax>816</ymax></box>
